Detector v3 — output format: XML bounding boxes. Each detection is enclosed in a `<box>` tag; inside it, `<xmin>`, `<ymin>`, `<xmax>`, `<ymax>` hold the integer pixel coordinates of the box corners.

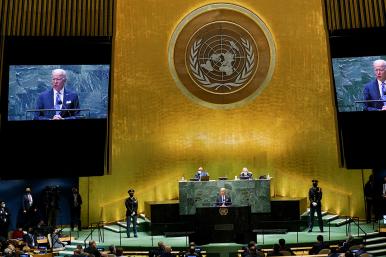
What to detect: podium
<box><xmin>190</xmin><ymin>206</ymin><xmax>254</xmax><ymax>244</ymax></box>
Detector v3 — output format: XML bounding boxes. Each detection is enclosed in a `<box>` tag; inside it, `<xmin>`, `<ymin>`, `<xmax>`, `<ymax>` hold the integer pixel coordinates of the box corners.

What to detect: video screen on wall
<box><xmin>8</xmin><ymin>64</ymin><xmax>110</xmax><ymax>121</ymax></box>
<box><xmin>329</xmin><ymin>29</ymin><xmax>386</xmax><ymax>169</ymax></box>
<box><xmin>332</xmin><ymin>56</ymin><xmax>386</xmax><ymax>112</ymax></box>
<box><xmin>0</xmin><ymin>36</ymin><xmax>112</xmax><ymax>178</ymax></box>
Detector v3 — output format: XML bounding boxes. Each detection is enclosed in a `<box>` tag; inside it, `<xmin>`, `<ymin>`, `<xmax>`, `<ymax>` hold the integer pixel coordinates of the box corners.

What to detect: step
<box><xmin>58</xmin><ymin>250</ymin><xmax>74</xmax><ymax>256</ymax></box>
<box><xmin>365</xmin><ymin>236</ymin><xmax>386</xmax><ymax>243</ymax></box>
<box><xmin>328</xmin><ymin>218</ymin><xmax>351</xmax><ymax>227</ymax></box>
<box><xmin>322</xmin><ymin>214</ymin><xmax>339</xmax><ymax>222</ymax></box>
<box><xmin>364</xmin><ymin>242</ymin><xmax>386</xmax><ymax>250</ymax></box>
<box><xmin>301</xmin><ymin>209</ymin><xmax>328</xmax><ymax>217</ymax></box>
<box><xmin>367</xmin><ymin>248</ymin><xmax>386</xmax><ymax>256</ymax></box>
<box><xmin>359</xmin><ymin>231</ymin><xmax>380</xmax><ymax>238</ymax></box>
<box><xmin>103</xmin><ymin>224</ymin><xmax>126</xmax><ymax>233</ymax></box>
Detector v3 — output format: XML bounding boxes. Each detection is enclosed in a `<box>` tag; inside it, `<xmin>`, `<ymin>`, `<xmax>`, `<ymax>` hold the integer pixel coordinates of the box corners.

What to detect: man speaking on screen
<box><xmin>363</xmin><ymin>59</ymin><xmax>386</xmax><ymax>111</ymax></box>
<box><xmin>34</xmin><ymin>68</ymin><xmax>80</xmax><ymax>120</ymax></box>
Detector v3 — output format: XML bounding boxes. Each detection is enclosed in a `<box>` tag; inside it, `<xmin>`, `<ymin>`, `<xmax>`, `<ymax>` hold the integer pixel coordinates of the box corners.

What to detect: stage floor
<box><xmin>63</xmin><ymin>221</ymin><xmax>381</xmax><ymax>250</ymax></box>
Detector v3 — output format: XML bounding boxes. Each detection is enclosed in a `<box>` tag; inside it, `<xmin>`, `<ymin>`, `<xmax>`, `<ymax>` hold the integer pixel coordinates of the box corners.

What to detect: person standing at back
<box><xmin>308</xmin><ymin>179</ymin><xmax>323</xmax><ymax>233</ymax></box>
<box><xmin>125</xmin><ymin>189</ymin><xmax>138</xmax><ymax>238</ymax></box>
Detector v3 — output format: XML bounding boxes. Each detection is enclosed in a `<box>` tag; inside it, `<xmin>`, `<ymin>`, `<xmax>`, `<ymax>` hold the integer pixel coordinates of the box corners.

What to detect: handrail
<box><xmin>252</xmin><ymin>220</ymin><xmax>303</xmax><ymax>244</ymax></box>
<box><xmin>341</xmin><ymin>216</ymin><xmax>367</xmax><ymax>241</ymax></box>
<box><xmin>83</xmin><ymin>220</ymin><xmax>105</xmax><ymax>246</ymax></box>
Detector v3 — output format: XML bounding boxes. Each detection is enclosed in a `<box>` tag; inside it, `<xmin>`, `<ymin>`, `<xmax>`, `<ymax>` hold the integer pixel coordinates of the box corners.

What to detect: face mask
<box><xmin>313</xmin><ymin>182</ymin><xmax>318</xmax><ymax>187</ymax></box>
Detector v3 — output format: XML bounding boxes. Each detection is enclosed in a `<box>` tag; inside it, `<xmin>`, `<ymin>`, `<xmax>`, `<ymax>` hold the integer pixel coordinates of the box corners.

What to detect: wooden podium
<box><xmin>189</xmin><ymin>206</ymin><xmax>254</xmax><ymax>244</ymax></box>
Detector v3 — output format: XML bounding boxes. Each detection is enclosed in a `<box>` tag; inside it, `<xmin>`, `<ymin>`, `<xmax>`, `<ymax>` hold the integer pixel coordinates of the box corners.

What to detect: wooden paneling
<box><xmin>325</xmin><ymin>0</ymin><xmax>386</xmax><ymax>32</ymax></box>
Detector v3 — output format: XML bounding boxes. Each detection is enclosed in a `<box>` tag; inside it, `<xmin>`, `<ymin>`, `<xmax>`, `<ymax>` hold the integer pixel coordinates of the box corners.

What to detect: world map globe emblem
<box><xmin>169</xmin><ymin>3</ymin><xmax>276</xmax><ymax>108</ymax></box>
<box><xmin>188</xmin><ymin>23</ymin><xmax>256</xmax><ymax>94</ymax></box>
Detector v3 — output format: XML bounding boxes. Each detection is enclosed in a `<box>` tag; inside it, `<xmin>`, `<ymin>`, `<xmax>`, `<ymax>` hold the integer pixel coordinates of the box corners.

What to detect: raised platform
<box><xmin>145</xmin><ymin>196</ymin><xmax>309</xmax><ymax>235</ymax></box>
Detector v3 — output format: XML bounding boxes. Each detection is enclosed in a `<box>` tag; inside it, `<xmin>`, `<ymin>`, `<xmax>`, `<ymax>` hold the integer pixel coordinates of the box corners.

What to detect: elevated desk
<box><xmin>179</xmin><ymin>179</ymin><xmax>271</xmax><ymax>215</ymax></box>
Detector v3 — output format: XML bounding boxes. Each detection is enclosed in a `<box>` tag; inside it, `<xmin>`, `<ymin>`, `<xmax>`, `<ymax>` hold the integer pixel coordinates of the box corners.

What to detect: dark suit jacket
<box><xmin>216</xmin><ymin>195</ymin><xmax>232</xmax><ymax>206</ymax></box>
<box><xmin>363</xmin><ymin>79</ymin><xmax>384</xmax><ymax>111</ymax></box>
<box><xmin>22</xmin><ymin>193</ymin><xmax>34</xmax><ymax>212</ymax></box>
<box><xmin>34</xmin><ymin>88</ymin><xmax>80</xmax><ymax>119</ymax></box>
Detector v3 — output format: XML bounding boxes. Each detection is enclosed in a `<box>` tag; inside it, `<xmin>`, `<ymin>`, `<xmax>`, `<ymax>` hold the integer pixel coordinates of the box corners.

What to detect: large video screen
<box><xmin>8</xmin><ymin>64</ymin><xmax>110</xmax><ymax>121</ymax></box>
<box><xmin>0</xmin><ymin>36</ymin><xmax>112</xmax><ymax>178</ymax></box>
<box><xmin>332</xmin><ymin>56</ymin><xmax>386</xmax><ymax>112</ymax></box>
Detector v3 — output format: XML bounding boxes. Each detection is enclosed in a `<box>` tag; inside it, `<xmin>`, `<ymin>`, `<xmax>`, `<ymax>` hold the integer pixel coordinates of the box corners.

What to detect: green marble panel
<box><xmin>179</xmin><ymin>179</ymin><xmax>271</xmax><ymax>215</ymax></box>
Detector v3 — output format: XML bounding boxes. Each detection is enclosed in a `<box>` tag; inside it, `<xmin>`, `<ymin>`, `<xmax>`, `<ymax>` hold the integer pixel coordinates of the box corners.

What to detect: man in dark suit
<box><xmin>34</xmin><ymin>68</ymin><xmax>80</xmax><ymax>120</ymax></box>
<box><xmin>216</xmin><ymin>187</ymin><xmax>232</xmax><ymax>206</ymax></box>
<box><xmin>308</xmin><ymin>235</ymin><xmax>329</xmax><ymax>255</ymax></box>
<box><xmin>194</xmin><ymin>167</ymin><xmax>209</xmax><ymax>181</ymax></box>
<box><xmin>125</xmin><ymin>189</ymin><xmax>138</xmax><ymax>238</ymax></box>
<box><xmin>363</xmin><ymin>59</ymin><xmax>386</xmax><ymax>111</ymax></box>
<box><xmin>70</xmin><ymin>187</ymin><xmax>82</xmax><ymax>231</ymax></box>
<box><xmin>308</xmin><ymin>179</ymin><xmax>323</xmax><ymax>233</ymax></box>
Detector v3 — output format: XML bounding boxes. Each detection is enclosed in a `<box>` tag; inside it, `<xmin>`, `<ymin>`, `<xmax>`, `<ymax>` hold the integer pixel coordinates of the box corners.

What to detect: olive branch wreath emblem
<box><xmin>189</xmin><ymin>38</ymin><xmax>255</xmax><ymax>90</ymax></box>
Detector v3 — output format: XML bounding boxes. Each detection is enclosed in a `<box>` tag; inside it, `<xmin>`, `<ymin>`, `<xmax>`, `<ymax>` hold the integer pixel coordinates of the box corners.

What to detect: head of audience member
<box><xmin>312</xmin><ymin>179</ymin><xmax>318</xmax><ymax>187</ymax></box>
<box><xmin>128</xmin><ymin>189</ymin><xmax>135</xmax><ymax>197</ymax></box>
<box><xmin>188</xmin><ymin>246</ymin><xmax>196</xmax><ymax>255</ymax></box>
<box><xmin>4</xmin><ymin>248</ymin><xmax>13</xmax><ymax>257</ymax></box>
<box><xmin>344</xmin><ymin>251</ymin><xmax>354</xmax><ymax>257</ymax></box>
<box><xmin>373</xmin><ymin>59</ymin><xmax>386</xmax><ymax>82</ymax></box>
<box><xmin>116</xmin><ymin>248</ymin><xmax>123</xmax><ymax>257</ymax></box>
<box><xmin>51</xmin><ymin>69</ymin><xmax>67</xmax><ymax>92</ymax></box>
<box><xmin>76</xmin><ymin>244</ymin><xmax>83</xmax><ymax>252</ymax></box>
<box><xmin>317</xmin><ymin>235</ymin><xmax>324</xmax><ymax>242</ymax></box>
<box><xmin>278</xmin><ymin>238</ymin><xmax>285</xmax><ymax>247</ymax></box>
<box><xmin>22</xmin><ymin>245</ymin><xmax>31</xmax><ymax>253</ymax></box>
<box><xmin>164</xmin><ymin>245</ymin><xmax>172</xmax><ymax>253</ymax></box>
<box><xmin>248</xmin><ymin>241</ymin><xmax>256</xmax><ymax>249</ymax></box>
<box><xmin>73</xmin><ymin>249</ymin><xmax>82</xmax><ymax>256</ymax></box>
<box><xmin>272</xmin><ymin>244</ymin><xmax>281</xmax><ymax>253</ymax></box>
<box><xmin>108</xmin><ymin>245</ymin><xmax>116</xmax><ymax>254</ymax></box>
<box><xmin>89</xmin><ymin>240</ymin><xmax>97</xmax><ymax>249</ymax></box>
<box><xmin>158</xmin><ymin>241</ymin><xmax>165</xmax><ymax>250</ymax></box>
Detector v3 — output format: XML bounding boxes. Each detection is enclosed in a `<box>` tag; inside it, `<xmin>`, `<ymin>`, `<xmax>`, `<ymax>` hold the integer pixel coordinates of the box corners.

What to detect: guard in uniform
<box><xmin>308</xmin><ymin>179</ymin><xmax>323</xmax><ymax>232</ymax></box>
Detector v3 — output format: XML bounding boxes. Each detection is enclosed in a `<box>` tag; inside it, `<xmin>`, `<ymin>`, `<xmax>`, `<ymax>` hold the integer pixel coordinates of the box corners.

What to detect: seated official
<box><xmin>194</xmin><ymin>167</ymin><xmax>209</xmax><ymax>181</ymax></box>
<box><xmin>216</xmin><ymin>188</ymin><xmax>232</xmax><ymax>206</ymax></box>
<box><xmin>240</xmin><ymin>167</ymin><xmax>253</xmax><ymax>179</ymax></box>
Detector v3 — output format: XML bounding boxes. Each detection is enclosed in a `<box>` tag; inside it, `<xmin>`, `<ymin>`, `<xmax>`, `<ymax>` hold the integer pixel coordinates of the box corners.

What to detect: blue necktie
<box><xmin>55</xmin><ymin>92</ymin><xmax>62</xmax><ymax>115</ymax></box>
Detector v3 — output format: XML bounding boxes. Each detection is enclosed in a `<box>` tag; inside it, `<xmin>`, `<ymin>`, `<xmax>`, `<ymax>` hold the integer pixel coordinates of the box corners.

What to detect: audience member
<box><xmin>23</xmin><ymin>227</ymin><xmax>36</xmax><ymax>248</ymax></box>
<box><xmin>267</xmin><ymin>244</ymin><xmax>283</xmax><ymax>256</ymax></box>
<box><xmin>161</xmin><ymin>245</ymin><xmax>174</xmax><ymax>257</ymax></box>
<box><xmin>278</xmin><ymin>238</ymin><xmax>295</xmax><ymax>255</ymax></box>
<box><xmin>84</xmin><ymin>240</ymin><xmax>102</xmax><ymax>257</ymax></box>
<box><xmin>309</xmin><ymin>235</ymin><xmax>330</xmax><ymax>255</ymax></box>
<box><xmin>116</xmin><ymin>248</ymin><xmax>124</xmax><ymax>257</ymax></box>
<box><xmin>149</xmin><ymin>241</ymin><xmax>165</xmax><ymax>257</ymax></box>
<box><xmin>108</xmin><ymin>245</ymin><xmax>117</xmax><ymax>257</ymax></box>
<box><xmin>337</xmin><ymin>235</ymin><xmax>355</xmax><ymax>253</ymax></box>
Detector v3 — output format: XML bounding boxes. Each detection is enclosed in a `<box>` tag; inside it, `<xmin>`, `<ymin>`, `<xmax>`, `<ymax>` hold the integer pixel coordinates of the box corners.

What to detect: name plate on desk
<box><xmin>179</xmin><ymin>179</ymin><xmax>270</xmax><ymax>215</ymax></box>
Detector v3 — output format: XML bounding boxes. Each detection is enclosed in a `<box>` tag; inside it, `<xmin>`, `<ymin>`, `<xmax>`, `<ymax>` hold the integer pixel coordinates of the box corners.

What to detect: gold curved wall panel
<box><xmin>79</xmin><ymin>0</ymin><xmax>369</xmax><ymax>224</ymax></box>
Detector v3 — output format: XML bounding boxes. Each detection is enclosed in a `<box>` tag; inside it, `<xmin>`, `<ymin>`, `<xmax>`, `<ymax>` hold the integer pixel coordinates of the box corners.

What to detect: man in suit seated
<box><xmin>216</xmin><ymin>188</ymin><xmax>232</xmax><ymax>207</ymax></box>
<box><xmin>240</xmin><ymin>167</ymin><xmax>253</xmax><ymax>179</ymax></box>
<box><xmin>363</xmin><ymin>59</ymin><xmax>386</xmax><ymax>111</ymax></box>
<box><xmin>34</xmin><ymin>68</ymin><xmax>80</xmax><ymax>120</ymax></box>
<box><xmin>194</xmin><ymin>167</ymin><xmax>209</xmax><ymax>181</ymax></box>
<box><xmin>308</xmin><ymin>235</ymin><xmax>330</xmax><ymax>255</ymax></box>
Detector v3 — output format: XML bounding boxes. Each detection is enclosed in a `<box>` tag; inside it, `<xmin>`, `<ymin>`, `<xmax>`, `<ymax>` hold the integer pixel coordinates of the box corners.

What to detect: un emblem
<box><xmin>169</xmin><ymin>3</ymin><xmax>276</xmax><ymax>108</ymax></box>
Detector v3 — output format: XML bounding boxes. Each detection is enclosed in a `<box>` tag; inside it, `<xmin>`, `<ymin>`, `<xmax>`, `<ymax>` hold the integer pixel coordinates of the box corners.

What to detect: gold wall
<box><xmin>80</xmin><ymin>0</ymin><xmax>370</xmax><ymax>224</ymax></box>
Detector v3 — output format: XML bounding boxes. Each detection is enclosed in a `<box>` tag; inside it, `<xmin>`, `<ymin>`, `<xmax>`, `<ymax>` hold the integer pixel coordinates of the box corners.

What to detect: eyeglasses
<box><xmin>52</xmin><ymin>77</ymin><xmax>65</xmax><ymax>81</ymax></box>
